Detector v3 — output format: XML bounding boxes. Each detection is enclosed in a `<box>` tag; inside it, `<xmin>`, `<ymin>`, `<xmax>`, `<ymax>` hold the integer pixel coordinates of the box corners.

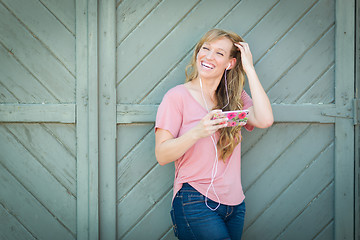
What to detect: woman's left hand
<box><xmin>234</xmin><ymin>42</ymin><xmax>254</xmax><ymax>72</ymax></box>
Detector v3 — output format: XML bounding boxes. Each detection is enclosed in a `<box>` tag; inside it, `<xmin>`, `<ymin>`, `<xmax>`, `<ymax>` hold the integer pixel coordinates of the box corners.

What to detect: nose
<box><xmin>205</xmin><ymin>50</ymin><xmax>215</xmax><ymax>60</ymax></box>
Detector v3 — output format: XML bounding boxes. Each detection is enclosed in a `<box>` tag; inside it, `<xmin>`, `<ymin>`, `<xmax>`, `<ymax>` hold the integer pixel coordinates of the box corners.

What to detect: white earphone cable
<box><xmin>199</xmin><ymin>77</ymin><xmax>221</xmax><ymax>211</ymax></box>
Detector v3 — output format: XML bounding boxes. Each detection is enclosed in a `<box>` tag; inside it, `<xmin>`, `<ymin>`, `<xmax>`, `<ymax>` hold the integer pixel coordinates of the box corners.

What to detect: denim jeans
<box><xmin>170</xmin><ymin>183</ymin><xmax>246</xmax><ymax>240</ymax></box>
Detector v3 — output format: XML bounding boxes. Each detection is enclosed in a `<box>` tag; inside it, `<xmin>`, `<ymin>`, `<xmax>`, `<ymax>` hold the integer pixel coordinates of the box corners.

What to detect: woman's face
<box><xmin>196</xmin><ymin>37</ymin><xmax>235</xmax><ymax>80</ymax></box>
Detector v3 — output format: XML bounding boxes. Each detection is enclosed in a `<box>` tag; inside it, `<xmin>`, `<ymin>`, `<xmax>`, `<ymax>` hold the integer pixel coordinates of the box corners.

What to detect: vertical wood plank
<box><xmin>334</xmin><ymin>0</ymin><xmax>355</xmax><ymax>239</ymax></box>
<box><xmin>76</xmin><ymin>0</ymin><xmax>99</xmax><ymax>239</ymax></box>
<box><xmin>355</xmin><ymin>1</ymin><xmax>360</xmax><ymax>239</ymax></box>
<box><xmin>99</xmin><ymin>0</ymin><xmax>117</xmax><ymax>239</ymax></box>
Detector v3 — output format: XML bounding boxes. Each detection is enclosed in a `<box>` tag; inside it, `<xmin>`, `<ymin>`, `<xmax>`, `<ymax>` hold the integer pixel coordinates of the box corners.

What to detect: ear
<box><xmin>226</xmin><ymin>58</ymin><xmax>237</xmax><ymax>70</ymax></box>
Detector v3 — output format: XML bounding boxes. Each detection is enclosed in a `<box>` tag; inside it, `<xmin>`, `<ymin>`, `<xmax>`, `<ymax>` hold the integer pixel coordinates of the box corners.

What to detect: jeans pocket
<box><xmin>170</xmin><ymin>208</ymin><xmax>178</xmax><ymax>238</ymax></box>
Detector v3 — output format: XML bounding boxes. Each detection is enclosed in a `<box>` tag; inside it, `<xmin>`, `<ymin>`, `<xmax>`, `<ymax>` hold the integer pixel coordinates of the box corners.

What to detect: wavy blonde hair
<box><xmin>185</xmin><ymin>29</ymin><xmax>246</xmax><ymax>161</ymax></box>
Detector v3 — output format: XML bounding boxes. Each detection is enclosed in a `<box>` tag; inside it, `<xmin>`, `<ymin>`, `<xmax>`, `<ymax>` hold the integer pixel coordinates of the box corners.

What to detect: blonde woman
<box><xmin>155</xmin><ymin>29</ymin><xmax>273</xmax><ymax>240</ymax></box>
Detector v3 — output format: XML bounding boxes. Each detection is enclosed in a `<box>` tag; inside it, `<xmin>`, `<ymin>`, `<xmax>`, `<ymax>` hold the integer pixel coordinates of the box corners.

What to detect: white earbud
<box><xmin>226</xmin><ymin>63</ymin><xmax>231</xmax><ymax>70</ymax></box>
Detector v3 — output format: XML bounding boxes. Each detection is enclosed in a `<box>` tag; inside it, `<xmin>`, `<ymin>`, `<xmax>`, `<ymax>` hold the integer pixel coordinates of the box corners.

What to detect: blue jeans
<box><xmin>170</xmin><ymin>183</ymin><xmax>246</xmax><ymax>240</ymax></box>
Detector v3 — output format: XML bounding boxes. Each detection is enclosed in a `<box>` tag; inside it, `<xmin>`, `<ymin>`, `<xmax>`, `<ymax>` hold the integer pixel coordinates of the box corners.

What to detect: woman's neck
<box><xmin>194</xmin><ymin>77</ymin><xmax>220</xmax><ymax>98</ymax></box>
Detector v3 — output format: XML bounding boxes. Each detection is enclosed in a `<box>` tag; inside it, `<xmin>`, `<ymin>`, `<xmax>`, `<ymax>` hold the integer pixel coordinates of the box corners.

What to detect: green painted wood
<box><xmin>355</xmin><ymin>2</ymin><xmax>360</xmax><ymax>238</ymax></box>
<box><xmin>0</xmin><ymin>166</ymin><xmax>75</xmax><ymax>239</ymax></box>
<box><xmin>297</xmin><ymin>65</ymin><xmax>335</xmax><ymax>104</ymax></box>
<box><xmin>242</xmin><ymin>124</ymin><xmax>309</xmax><ymax>191</ymax></box>
<box><xmin>117</xmin><ymin>0</ymin><xmax>198</xmax><ymax>86</ymax></box>
<box><xmin>40</xmin><ymin>0</ymin><xmax>75</xmax><ymax>35</ymax></box>
<box><xmin>256</xmin><ymin>0</ymin><xmax>335</xmax><ymax>92</ymax></box>
<box><xmin>75</xmin><ymin>0</ymin><xmax>99</xmax><ymax>239</ymax></box>
<box><xmin>117</xmin><ymin>130</ymin><xmax>156</xmax><ymax>199</ymax></box>
<box><xmin>116</xmin><ymin>0</ymin><xmax>238</xmax><ymax>104</ymax></box>
<box><xmin>117</xmin><ymin>123</ymin><xmax>154</xmax><ymax>160</ymax></box>
<box><xmin>116</xmin><ymin>0</ymin><xmax>160</xmax><ymax>44</ymax></box>
<box><xmin>98</xmin><ymin>0</ymin><xmax>116</xmax><ymax>239</ymax></box>
<box><xmin>278</xmin><ymin>182</ymin><xmax>334</xmax><ymax>239</ymax></box>
<box><xmin>0</xmin><ymin>205</ymin><xmax>35</xmax><ymax>240</ymax></box>
<box><xmin>245</xmin><ymin>0</ymin><xmax>317</xmax><ymax>62</ymax></box>
<box><xmin>43</xmin><ymin>123</ymin><xmax>76</xmax><ymax>157</ymax></box>
<box><xmin>116</xmin><ymin>103</ymin><xmax>351</xmax><ymax>124</ymax></box>
<box><xmin>244</xmin><ymin>124</ymin><xmax>334</xmax><ymax>227</ymax></box>
<box><xmin>117</xmin><ymin>163</ymin><xmax>174</xmax><ymax>238</ymax></box>
<box><xmin>0</xmin><ymin>45</ymin><xmax>58</xmax><ymax>103</ymax></box>
<box><xmin>1</xmin><ymin>0</ymin><xmax>75</xmax><ymax>75</ymax></box>
<box><xmin>5</xmin><ymin>124</ymin><xmax>76</xmax><ymax>195</ymax></box>
<box><xmin>243</xmin><ymin>139</ymin><xmax>334</xmax><ymax>239</ymax></box>
<box><xmin>122</xmin><ymin>190</ymin><xmax>173</xmax><ymax>240</ymax></box>
<box><xmin>143</xmin><ymin>0</ymin><xmax>279</xmax><ymax>105</ymax></box>
<box><xmin>334</xmin><ymin>0</ymin><xmax>355</xmax><ymax>239</ymax></box>
<box><xmin>0</xmin><ymin>2</ymin><xmax>75</xmax><ymax>103</ymax></box>
<box><xmin>0</xmin><ymin>125</ymin><xmax>76</xmax><ymax>234</ymax></box>
<box><xmin>315</xmin><ymin>222</ymin><xmax>335</xmax><ymax>240</ymax></box>
<box><xmin>0</xmin><ymin>104</ymin><xmax>75</xmax><ymax>123</ymax></box>
<box><xmin>267</xmin><ymin>26</ymin><xmax>335</xmax><ymax>104</ymax></box>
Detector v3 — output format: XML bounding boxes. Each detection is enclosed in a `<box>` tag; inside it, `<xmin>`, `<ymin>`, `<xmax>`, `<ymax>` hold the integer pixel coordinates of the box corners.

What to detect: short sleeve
<box><xmin>241</xmin><ymin>90</ymin><xmax>254</xmax><ymax>132</ymax></box>
<box><xmin>155</xmin><ymin>87</ymin><xmax>183</xmax><ymax>138</ymax></box>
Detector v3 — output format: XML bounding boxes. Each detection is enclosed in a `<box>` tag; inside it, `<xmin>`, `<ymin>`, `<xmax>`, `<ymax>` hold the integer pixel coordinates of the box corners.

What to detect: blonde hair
<box><xmin>185</xmin><ymin>29</ymin><xmax>246</xmax><ymax>161</ymax></box>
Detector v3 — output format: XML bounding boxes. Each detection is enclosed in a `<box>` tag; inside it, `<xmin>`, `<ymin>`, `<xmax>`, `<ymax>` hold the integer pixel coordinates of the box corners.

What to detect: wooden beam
<box><xmin>334</xmin><ymin>0</ymin><xmax>355</xmax><ymax>239</ymax></box>
<box><xmin>98</xmin><ymin>0</ymin><xmax>117</xmax><ymax>239</ymax></box>
<box><xmin>76</xmin><ymin>0</ymin><xmax>99</xmax><ymax>239</ymax></box>
<box><xmin>116</xmin><ymin>103</ymin><xmax>353</xmax><ymax>124</ymax></box>
<box><xmin>0</xmin><ymin>104</ymin><xmax>75</xmax><ymax>123</ymax></box>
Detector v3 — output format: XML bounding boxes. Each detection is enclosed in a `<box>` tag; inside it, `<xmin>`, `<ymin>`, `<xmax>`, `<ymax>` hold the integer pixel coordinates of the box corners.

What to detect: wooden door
<box><xmin>0</xmin><ymin>0</ymin><xmax>356</xmax><ymax>239</ymax></box>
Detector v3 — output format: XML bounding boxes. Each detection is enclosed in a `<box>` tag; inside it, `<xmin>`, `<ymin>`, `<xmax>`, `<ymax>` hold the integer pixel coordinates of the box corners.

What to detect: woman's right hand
<box><xmin>191</xmin><ymin>110</ymin><xmax>228</xmax><ymax>139</ymax></box>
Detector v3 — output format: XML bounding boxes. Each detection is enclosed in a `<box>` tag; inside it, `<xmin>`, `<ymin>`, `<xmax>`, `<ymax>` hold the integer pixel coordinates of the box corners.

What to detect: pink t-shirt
<box><xmin>155</xmin><ymin>84</ymin><xmax>253</xmax><ymax>206</ymax></box>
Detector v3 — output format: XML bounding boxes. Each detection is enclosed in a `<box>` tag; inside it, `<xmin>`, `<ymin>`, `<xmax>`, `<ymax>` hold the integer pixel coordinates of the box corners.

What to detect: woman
<box><xmin>155</xmin><ymin>29</ymin><xmax>273</xmax><ymax>240</ymax></box>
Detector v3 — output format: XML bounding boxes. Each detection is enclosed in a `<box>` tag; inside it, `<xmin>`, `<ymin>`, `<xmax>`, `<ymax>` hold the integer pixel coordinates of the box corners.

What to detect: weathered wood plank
<box><xmin>117</xmin><ymin>0</ymin><xmax>197</xmax><ymax>85</ymax></box>
<box><xmin>277</xmin><ymin>182</ymin><xmax>334</xmax><ymax>240</ymax></box>
<box><xmin>39</xmin><ymin>0</ymin><xmax>75</xmax><ymax>35</ymax></box>
<box><xmin>117</xmin><ymin>103</ymin><xmax>350</xmax><ymax>124</ymax></box>
<box><xmin>314</xmin><ymin>222</ymin><xmax>334</xmax><ymax>240</ymax></box>
<box><xmin>2</xmin><ymin>0</ymin><xmax>75</xmax><ymax>74</ymax></box>
<box><xmin>98</xmin><ymin>0</ymin><xmax>116</xmax><ymax>238</ymax></box>
<box><xmin>0</xmin><ymin>82</ymin><xmax>18</xmax><ymax>103</ymax></box>
<box><xmin>5</xmin><ymin>124</ymin><xmax>76</xmax><ymax>194</ymax></box>
<box><xmin>244</xmin><ymin>125</ymin><xmax>334</xmax><ymax>226</ymax></box>
<box><xmin>256</xmin><ymin>0</ymin><xmax>335</xmax><ymax>92</ymax></box>
<box><xmin>75</xmin><ymin>0</ymin><xmax>99</xmax><ymax>238</ymax></box>
<box><xmin>117</xmin><ymin>163</ymin><xmax>174</xmax><ymax>238</ymax></box>
<box><xmin>117</xmin><ymin>130</ymin><xmax>156</xmax><ymax>199</ymax></box>
<box><xmin>217</xmin><ymin>0</ymin><xmax>279</xmax><ymax>35</ymax></box>
<box><xmin>117</xmin><ymin>104</ymin><xmax>158</xmax><ymax>123</ymax></box>
<box><xmin>267</xmin><ymin>26</ymin><xmax>334</xmax><ymax>104</ymax></box>
<box><xmin>334</xmin><ymin>0</ymin><xmax>355</xmax><ymax>238</ymax></box>
<box><xmin>116</xmin><ymin>0</ymin><xmax>238</xmax><ymax>104</ymax></box>
<box><xmin>242</xmin><ymin>124</ymin><xmax>309</xmax><ymax>191</ymax></box>
<box><xmin>43</xmin><ymin>123</ymin><xmax>76</xmax><ymax>157</ymax></box>
<box><xmin>0</xmin><ymin>205</ymin><xmax>35</xmax><ymax>240</ymax></box>
<box><xmin>0</xmin><ymin>3</ymin><xmax>75</xmax><ymax>102</ymax></box>
<box><xmin>0</xmin><ymin>104</ymin><xmax>75</xmax><ymax>123</ymax></box>
<box><xmin>122</xmin><ymin>190</ymin><xmax>173</xmax><ymax>240</ymax></box>
<box><xmin>297</xmin><ymin>65</ymin><xmax>335</xmax><ymax>104</ymax></box>
<box><xmin>245</xmin><ymin>0</ymin><xmax>317</xmax><ymax>62</ymax></box>
<box><xmin>143</xmin><ymin>0</ymin><xmax>279</xmax><ymax>105</ymax></box>
<box><xmin>0</xmin><ymin>125</ymin><xmax>76</xmax><ymax>233</ymax></box>
<box><xmin>116</xmin><ymin>0</ymin><xmax>160</xmax><ymax>44</ymax></box>
<box><xmin>0</xmin><ymin>45</ymin><xmax>58</xmax><ymax>103</ymax></box>
<box><xmin>243</xmin><ymin>138</ymin><xmax>334</xmax><ymax>239</ymax></box>
<box><xmin>117</xmin><ymin>124</ymin><xmax>154</xmax><ymax>161</ymax></box>
<box><xmin>0</xmin><ymin>165</ymin><xmax>75</xmax><ymax>239</ymax></box>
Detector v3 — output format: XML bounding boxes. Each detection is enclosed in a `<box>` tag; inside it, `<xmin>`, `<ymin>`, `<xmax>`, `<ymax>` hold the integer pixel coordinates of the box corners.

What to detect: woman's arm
<box><xmin>155</xmin><ymin>110</ymin><xmax>228</xmax><ymax>165</ymax></box>
<box><xmin>235</xmin><ymin>42</ymin><xmax>274</xmax><ymax>128</ymax></box>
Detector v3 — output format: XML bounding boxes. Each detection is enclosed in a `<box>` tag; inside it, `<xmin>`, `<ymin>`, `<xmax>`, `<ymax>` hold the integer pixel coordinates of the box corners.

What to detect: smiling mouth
<box><xmin>201</xmin><ymin>61</ymin><xmax>215</xmax><ymax>69</ymax></box>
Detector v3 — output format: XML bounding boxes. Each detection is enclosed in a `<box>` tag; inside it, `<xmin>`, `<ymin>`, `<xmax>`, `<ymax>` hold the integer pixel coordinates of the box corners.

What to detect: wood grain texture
<box><xmin>0</xmin><ymin>2</ymin><xmax>75</xmax><ymax>103</ymax></box>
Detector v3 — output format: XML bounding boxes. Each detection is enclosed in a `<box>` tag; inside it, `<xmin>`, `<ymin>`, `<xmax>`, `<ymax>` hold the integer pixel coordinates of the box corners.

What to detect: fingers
<box><xmin>234</xmin><ymin>42</ymin><xmax>250</xmax><ymax>53</ymax></box>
